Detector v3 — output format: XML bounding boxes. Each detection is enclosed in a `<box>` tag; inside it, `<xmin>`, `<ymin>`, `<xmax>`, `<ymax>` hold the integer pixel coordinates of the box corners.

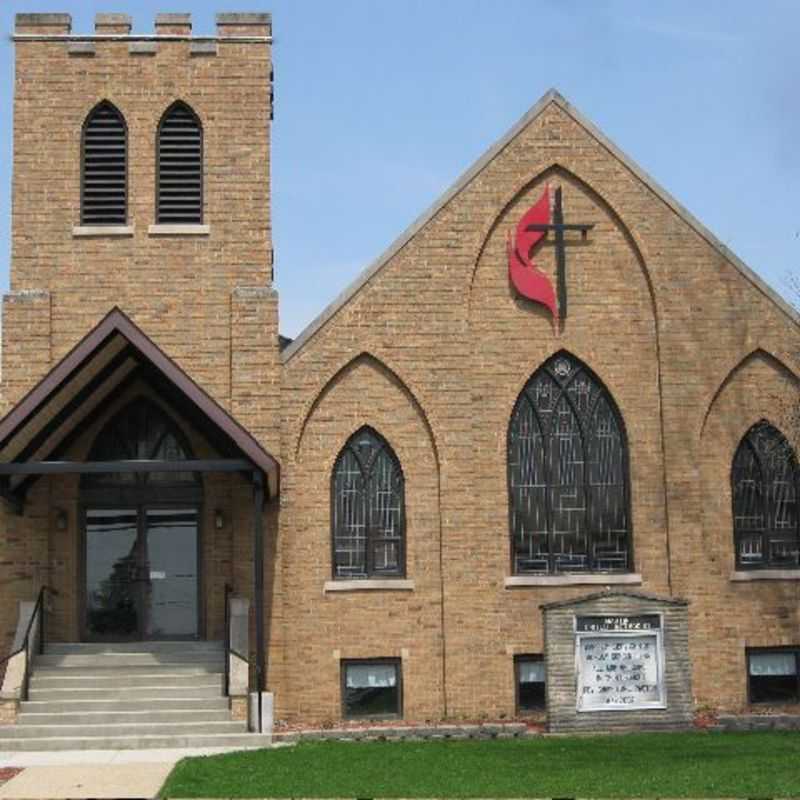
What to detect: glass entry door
<box><xmin>85</xmin><ymin>507</ymin><xmax>199</xmax><ymax>641</ymax></box>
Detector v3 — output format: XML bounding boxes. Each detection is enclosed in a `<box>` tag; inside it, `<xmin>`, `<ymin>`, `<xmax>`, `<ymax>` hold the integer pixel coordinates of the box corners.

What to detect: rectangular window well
<box><xmin>342</xmin><ymin>658</ymin><xmax>402</xmax><ymax>719</ymax></box>
<box><xmin>748</xmin><ymin>648</ymin><xmax>800</xmax><ymax>704</ymax></box>
<box><xmin>515</xmin><ymin>654</ymin><xmax>546</xmax><ymax>713</ymax></box>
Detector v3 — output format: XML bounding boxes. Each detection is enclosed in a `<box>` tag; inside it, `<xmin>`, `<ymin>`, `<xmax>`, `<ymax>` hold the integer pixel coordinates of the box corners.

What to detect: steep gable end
<box><xmin>283</xmin><ymin>88</ymin><xmax>797</xmax><ymax>361</ymax></box>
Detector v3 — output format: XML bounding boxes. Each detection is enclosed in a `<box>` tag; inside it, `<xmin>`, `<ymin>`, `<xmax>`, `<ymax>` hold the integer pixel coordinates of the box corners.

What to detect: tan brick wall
<box><xmin>692</xmin><ymin>351</ymin><xmax>800</xmax><ymax>711</ymax></box>
<box><xmin>277</xmin><ymin>355</ymin><xmax>444</xmax><ymax>724</ymax></box>
<box><xmin>2</xmin><ymin>21</ymin><xmax>799</xmax><ymax>729</ymax></box>
<box><xmin>279</xmin><ymin>101</ymin><xmax>800</xmax><ymax>723</ymax></box>
<box><xmin>9</xmin><ymin>26</ymin><xmax>274</xmax><ymax>408</ymax></box>
<box><xmin>0</xmin><ymin>17</ymin><xmax>279</xmax><ymax>674</ymax></box>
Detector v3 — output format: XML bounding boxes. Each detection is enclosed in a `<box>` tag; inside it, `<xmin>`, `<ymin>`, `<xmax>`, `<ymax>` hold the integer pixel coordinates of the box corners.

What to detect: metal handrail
<box><xmin>223</xmin><ymin>582</ymin><xmax>232</xmax><ymax>697</ymax></box>
<box><xmin>0</xmin><ymin>586</ymin><xmax>48</xmax><ymax>702</ymax></box>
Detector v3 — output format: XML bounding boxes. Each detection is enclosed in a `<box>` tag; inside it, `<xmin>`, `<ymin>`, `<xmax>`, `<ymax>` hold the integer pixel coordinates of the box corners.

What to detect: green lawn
<box><xmin>160</xmin><ymin>730</ymin><xmax>800</xmax><ymax>798</ymax></box>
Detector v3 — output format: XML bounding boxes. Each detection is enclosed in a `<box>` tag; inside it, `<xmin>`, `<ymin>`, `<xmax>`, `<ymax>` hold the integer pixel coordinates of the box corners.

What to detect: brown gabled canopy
<box><xmin>0</xmin><ymin>307</ymin><xmax>280</xmax><ymax>505</ymax></box>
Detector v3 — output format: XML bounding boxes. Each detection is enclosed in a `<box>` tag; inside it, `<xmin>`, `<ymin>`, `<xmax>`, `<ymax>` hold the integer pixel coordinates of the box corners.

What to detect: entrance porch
<box><xmin>0</xmin><ymin>309</ymin><xmax>280</xmax><ymax>745</ymax></box>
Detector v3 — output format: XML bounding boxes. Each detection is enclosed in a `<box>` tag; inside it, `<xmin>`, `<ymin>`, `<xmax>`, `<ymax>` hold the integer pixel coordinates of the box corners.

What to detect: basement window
<box><xmin>515</xmin><ymin>655</ymin><xmax>546</xmax><ymax>713</ymax></box>
<box><xmin>342</xmin><ymin>659</ymin><xmax>402</xmax><ymax>719</ymax></box>
<box><xmin>748</xmin><ymin>648</ymin><xmax>800</xmax><ymax>704</ymax></box>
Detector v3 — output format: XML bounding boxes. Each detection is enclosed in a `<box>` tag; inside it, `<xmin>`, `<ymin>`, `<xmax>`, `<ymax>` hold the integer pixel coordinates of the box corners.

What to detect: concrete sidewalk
<box><xmin>0</xmin><ymin>763</ymin><xmax>173</xmax><ymax>799</ymax></box>
<box><xmin>0</xmin><ymin>745</ymin><xmax>263</xmax><ymax>799</ymax></box>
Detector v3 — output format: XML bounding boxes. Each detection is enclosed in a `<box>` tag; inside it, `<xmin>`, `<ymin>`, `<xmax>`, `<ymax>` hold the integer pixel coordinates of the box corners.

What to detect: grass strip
<box><xmin>161</xmin><ymin>730</ymin><xmax>800</xmax><ymax>798</ymax></box>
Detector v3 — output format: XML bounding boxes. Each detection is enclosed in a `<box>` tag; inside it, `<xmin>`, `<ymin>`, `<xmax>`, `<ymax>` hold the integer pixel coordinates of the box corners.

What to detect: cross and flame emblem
<box><xmin>507</xmin><ymin>185</ymin><xmax>594</xmax><ymax>323</ymax></box>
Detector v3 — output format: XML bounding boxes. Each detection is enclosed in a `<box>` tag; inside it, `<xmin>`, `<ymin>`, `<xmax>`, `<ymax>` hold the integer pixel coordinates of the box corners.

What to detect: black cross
<box><xmin>525</xmin><ymin>187</ymin><xmax>594</xmax><ymax>320</ymax></box>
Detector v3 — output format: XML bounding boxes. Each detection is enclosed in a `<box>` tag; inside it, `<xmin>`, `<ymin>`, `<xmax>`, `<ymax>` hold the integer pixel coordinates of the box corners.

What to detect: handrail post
<box><xmin>39</xmin><ymin>589</ymin><xmax>45</xmax><ymax>656</ymax></box>
<box><xmin>223</xmin><ymin>583</ymin><xmax>232</xmax><ymax>696</ymax></box>
<box><xmin>2</xmin><ymin>587</ymin><xmax>47</xmax><ymax>705</ymax></box>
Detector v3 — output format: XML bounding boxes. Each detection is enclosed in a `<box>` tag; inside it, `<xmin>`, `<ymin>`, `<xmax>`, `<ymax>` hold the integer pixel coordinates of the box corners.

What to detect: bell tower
<box><xmin>5</xmin><ymin>12</ymin><xmax>278</xmax><ymax>447</ymax></box>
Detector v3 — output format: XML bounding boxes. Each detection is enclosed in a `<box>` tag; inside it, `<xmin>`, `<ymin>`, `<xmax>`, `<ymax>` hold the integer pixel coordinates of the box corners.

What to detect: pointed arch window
<box><xmin>331</xmin><ymin>427</ymin><xmax>405</xmax><ymax>579</ymax></box>
<box><xmin>732</xmin><ymin>421</ymin><xmax>799</xmax><ymax>569</ymax></box>
<box><xmin>157</xmin><ymin>101</ymin><xmax>203</xmax><ymax>224</ymax></box>
<box><xmin>508</xmin><ymin>352</ymin><xmax>631</xmax><ymax>574</ymax></box>
<box><xmin>81</xmin><ymin>101</ymin><xmax>127</xmax><ymax>225</ymax></box>
<box><xmin>82</xmin><ymin>398</ymin><xmax>200</xmax><ymax>489</ymax></box>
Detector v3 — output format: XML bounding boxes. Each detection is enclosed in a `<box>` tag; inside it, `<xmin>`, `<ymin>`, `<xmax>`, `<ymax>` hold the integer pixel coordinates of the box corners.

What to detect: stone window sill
<box><xmin>730</xmin><ymin>570</ymin><xmax>800</xmax><ymax>582</ymax></box>
<box><xmin>505</xmin><ymin>573</ymin><xmax>642</xmax><ymax>588</ymax></box>
<box><xmin>73</xmin><ymin>225</ymin><xmax>134</xmax><ymax>237</ymax></box>
<box><xmin>324</xmin><ymin>579</ymin><xmax>415</xmax><ymax>594</ymax></box>
<box><xmin>148</xmin><ymin>224</ymin><xmax>209</xmax><ymax>236</ymax></box>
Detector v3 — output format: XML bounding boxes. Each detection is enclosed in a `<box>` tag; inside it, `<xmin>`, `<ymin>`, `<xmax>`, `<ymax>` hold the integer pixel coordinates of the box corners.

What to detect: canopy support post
<box><xmin>253</xmin><ymin>469</ymin><xmax>265</xmax><ymax>732</ymax></box>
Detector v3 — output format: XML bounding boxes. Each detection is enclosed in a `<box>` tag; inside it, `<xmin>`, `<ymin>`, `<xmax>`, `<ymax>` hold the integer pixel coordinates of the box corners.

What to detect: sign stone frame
<box><xmin>541</xmin><ymin>590</ymin><xmax>693</xmax><ymax>733</ymax></box>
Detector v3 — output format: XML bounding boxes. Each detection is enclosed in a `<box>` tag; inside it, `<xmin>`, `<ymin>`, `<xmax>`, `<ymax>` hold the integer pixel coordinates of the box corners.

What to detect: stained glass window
<box><xmin>732</xmin><ymin>421</ymin><xmax>799</xmax><ymax>569</ymax></box>
<box><xmin>331</xmin><ymin>427</ymin><xmax>405</xmax><ymax>579</ymax></box>
<box><xmin>83</xmin><ymin>398</ymin><xmax>198</xmax><ymax>487</ymax></box>
<box><xmin>508</xmin><ymin>352</ymin><xmax>631</xmax><ymax>574</ymax></box>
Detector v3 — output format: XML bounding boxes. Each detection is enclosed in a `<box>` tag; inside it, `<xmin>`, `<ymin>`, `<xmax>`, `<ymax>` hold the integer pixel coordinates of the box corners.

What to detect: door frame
<box><xmin>79</xmin><ymin>499</ymin><xmax>205</xmax><ymax>642</ymax></box>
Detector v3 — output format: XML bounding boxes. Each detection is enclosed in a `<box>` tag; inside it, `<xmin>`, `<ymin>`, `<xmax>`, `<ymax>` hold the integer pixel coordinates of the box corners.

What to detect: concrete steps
<box><xmin>29</xmin><ymin>685</ymin><xmax>224</xmax><ymax>701</ymax></box>
<box><xmin>2</xmin><ymin>721</ymin><xmax>247</xmax><ymax>738</ymax></box>
<box><xmin>18</xmin><ymin>708</ymin><xmax>233</xmax><ymax>725</ymax></box>
<box><xmin>21</xmin><ymin>698</ymin><xmax>230</xmax><ymax>712</ymax></box>
<box><xmin>0</xmin><ymin>641</ymin><xmax>271</xmax><ymax>751</ymax></box>
<box><xmin>31</xmin><ymin>672</ymin><xmax>225</xmax><ymax>689</ymax></box>
<box><xmin>0</xmin><ymin>733</ymin><xmax>273</xmax><ymax>751</ymax></box>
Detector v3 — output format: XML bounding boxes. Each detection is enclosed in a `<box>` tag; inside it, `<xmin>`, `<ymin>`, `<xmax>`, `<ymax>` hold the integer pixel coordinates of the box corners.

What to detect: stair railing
<box><xmin>0</xmin><ymin>586</ymin><xmax>48</xmax><ymax>702</ymax></box>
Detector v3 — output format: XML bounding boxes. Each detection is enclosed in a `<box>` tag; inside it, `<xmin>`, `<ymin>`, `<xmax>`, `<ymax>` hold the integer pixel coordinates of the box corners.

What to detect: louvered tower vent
<box><xmin>81</xmin><ymin>102</ymin><xmax>127</xmax><ymax>225</ymax></box>
<box><xmin>157</xmin><ymin>103</ymin><xmax>203</xmax><ymax>224</ymax></box>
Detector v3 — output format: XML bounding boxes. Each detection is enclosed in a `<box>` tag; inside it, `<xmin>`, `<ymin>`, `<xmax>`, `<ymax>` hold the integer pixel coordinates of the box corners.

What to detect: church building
<box><xmin>0</xmin><ymin>11</ymin><xmax>797</xmax><ymax>748</ymax></box>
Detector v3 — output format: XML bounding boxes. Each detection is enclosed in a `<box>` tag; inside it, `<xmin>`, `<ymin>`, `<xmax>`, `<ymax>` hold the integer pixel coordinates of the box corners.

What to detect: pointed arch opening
<box><xmin>80</xmin><ymin>397</ymin><xmax>203</xmax><ymax>641</ymax></box>
<box><xmin>156</xmin><ymin>101</ymin><xmax>203</xmax><ymax>224</ymax></box>
<box><xmin>331</xmin><ymin>426</ymin><xmax>406</xmax><ymax>579</ymax></box>
<box><xmin>732</xmin><ymin>420</ymin><xmax>799</xmax><ymax>569</ymax></box>
<box><xmin>81</xmin><ymin>101</ymin><xmax>127</xmax><ymax>225</ymax></box>
<box><xmin>507</xmin><ymin>351</ymin><xmax>631</xmax><ymax>574</ymax></box>
<box><xmin>81</xmin><ymin>396</ymin><xmax>201</xmax><ymax>491</ymax></box>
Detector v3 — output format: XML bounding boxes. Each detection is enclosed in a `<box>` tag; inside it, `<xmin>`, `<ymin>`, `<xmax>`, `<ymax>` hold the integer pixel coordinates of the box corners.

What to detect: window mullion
<box><xmin>580</xmin><ymin>414</ymin><xmax>592</xmax><ymax>572</ymax></box>
<box><xmin>364</xmin><ymin>473</ymin><xmax>373</xmax><ymax>578</ymax></box>
<box><xmin>543</xmin><ymin>409</ymin><xmax>554</xmax><ymax>575</ymax></box>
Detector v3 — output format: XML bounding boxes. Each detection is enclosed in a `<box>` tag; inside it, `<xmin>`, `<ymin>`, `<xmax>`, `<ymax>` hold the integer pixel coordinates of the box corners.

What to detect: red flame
<box><xmin>508</xmin><ymin>186</ymin><xmax>558</xmax><ymax>321</ymax></box>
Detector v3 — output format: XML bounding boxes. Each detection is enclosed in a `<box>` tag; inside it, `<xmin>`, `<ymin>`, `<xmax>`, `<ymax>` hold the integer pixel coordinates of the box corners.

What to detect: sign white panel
<box><xmin>575</xmin><ymin>623</ymin><xmax>666</xmax><ymax>712</ymax></box>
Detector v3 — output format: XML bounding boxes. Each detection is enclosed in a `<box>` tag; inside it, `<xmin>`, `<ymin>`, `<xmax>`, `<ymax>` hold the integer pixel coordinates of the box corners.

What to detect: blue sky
<box><xmin>1</xmin><ymin>1</ymin><xmax>798</xmax><ymax>338</ymax></box>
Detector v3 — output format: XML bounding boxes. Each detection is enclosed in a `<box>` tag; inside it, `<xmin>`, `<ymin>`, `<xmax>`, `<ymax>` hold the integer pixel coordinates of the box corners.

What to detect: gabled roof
<box><xmin>540</xmin><ymin>589</ymin><xmax>689</xmax><ymax>611</ymax></box>
<box><xmin>0</xmin><ymin>307</ymin><xmax>280</xmax><ymax>499</ymax></box>
<box><xmin>283</xmin><ymin>89</ymin><xmax>798</xmax><ymax>362</ymax></box>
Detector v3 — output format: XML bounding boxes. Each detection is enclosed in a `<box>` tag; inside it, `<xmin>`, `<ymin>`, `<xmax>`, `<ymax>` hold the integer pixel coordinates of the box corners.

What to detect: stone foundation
<box><xmin>273</xmin><ymin>722</ymin><xmax>529</xmax><ymax>744</ymax></box>
<box><xmin>230</xmin><ymin>696</ymin><xmax>248</xmax><ymax>722</ymax></box>
<box><xmin>0</xmin><ymin>700</ymin><xmax>17</xmax><ymax>725</ymax></box>
<box><xmin>715</xmin><ymin>714</ymin><xmax>800</xmax><ymax>732</ymax></box>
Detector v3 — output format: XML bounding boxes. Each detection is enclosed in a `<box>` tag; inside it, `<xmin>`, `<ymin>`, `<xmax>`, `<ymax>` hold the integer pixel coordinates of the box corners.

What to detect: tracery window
<box><xmin>331</xmin><ymin>427</ymin><xmax>405</xmax><ymax>579</ymax></box>
<box><xmin>156</xmin><ymin>101</ymin><xmax>203</xmax><ymax>224</ymax></box>
<box><xmin>83</xmin><ymin>397</ymin><xmax>199</xmax><ymax>488</ymax></box>
<box><xmin>81</xmin><ymin>101</ymin><xmax>127</xmax><ymax>225</ymax></box>
<box><xmin>732</xmin><ymin>420</ymin><xmax>799</xmax><ymax>569</ymax></box>
<box><xmin>508</xmin><ymin>352</ymin><xmax>631</xmax><ymax>574</ymax></box>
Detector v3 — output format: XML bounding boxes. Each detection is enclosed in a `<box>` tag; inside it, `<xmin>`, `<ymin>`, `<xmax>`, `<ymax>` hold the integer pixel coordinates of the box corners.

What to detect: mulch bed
<box><xmin>0</xmin><ymin>768</ymin><xmax>23</xmax><ymax>785</ymax></box>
